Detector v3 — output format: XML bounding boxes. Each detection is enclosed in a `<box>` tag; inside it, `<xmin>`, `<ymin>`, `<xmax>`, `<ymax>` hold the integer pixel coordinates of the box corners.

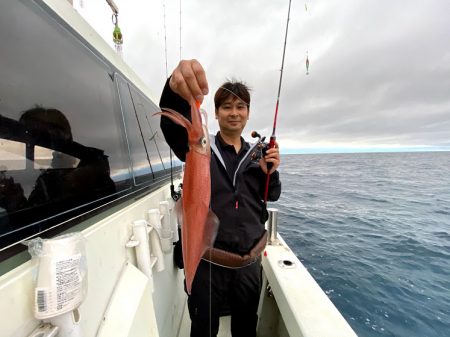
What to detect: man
<box><xmin>160</xmin><ymin>59</ymin><xmax>281</xmax><ymax>337</ymax></box>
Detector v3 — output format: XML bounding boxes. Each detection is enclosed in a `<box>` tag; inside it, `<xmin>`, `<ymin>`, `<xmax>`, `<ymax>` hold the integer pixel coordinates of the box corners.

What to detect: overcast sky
<box><xmin>77</xmin><ymin>0</ymin><xmax>450</xmax><ymax>153</ymax></box>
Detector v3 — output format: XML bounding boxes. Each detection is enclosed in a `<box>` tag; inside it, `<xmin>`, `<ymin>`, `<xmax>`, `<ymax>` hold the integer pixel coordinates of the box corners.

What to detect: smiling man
<box><xmin>159</xmin><ymin>59</ymin><xmax>281</xmax><ymax>337</ymax></box>
<box><xmin>213</xmin><ymin>83</ymin><xmax>250</xmax><ymax>151</ymax></box>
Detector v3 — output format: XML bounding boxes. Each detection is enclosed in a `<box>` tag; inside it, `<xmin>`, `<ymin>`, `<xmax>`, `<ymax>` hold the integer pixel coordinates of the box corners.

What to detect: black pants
<box><xmin>187</xmin><ymin>259</ymin><xmax>261</xmax><ymax>337</ymax></box>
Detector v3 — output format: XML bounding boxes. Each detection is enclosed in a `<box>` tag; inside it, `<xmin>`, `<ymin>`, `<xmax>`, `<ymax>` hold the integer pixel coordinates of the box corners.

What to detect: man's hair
<box><xmin>214</xmin><ymin>80</ymin><xmax>251</xmax><ymax>110</ymax></box>
<box><xmin>20</xmin><ymin>106</ymin><xmax>73</xmax><ymax>142</ymax></box>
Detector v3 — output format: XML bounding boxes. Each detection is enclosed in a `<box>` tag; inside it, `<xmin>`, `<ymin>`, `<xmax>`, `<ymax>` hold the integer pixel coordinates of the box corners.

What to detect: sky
<box><xmin>76</xmin><ymin>0</ymin><xmax>450</xmax><ymax>154</ymax></box>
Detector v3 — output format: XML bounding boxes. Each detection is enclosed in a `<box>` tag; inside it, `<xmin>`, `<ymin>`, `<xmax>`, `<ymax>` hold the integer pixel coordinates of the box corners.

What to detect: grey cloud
<box><xmin>85</xmin><ymin>0</ymin><xmax>450</xmax><ymax>151</ymax></box>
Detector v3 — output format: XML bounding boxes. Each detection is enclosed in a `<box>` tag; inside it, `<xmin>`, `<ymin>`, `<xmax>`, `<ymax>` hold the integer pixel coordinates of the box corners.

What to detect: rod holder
<box><xmin>28</xmin><ymin>323</ymin><xmax>59</xmax><ymax>337</ymax></box>
<box><xmin>267</xmin><ymin>208</ymin><xmax>279</xmax><ymax>245</ymax></box>
<box><xmin>131</xmin><ymin>220</ymin><xmax>154</xmax><ymax>291</ymax></box>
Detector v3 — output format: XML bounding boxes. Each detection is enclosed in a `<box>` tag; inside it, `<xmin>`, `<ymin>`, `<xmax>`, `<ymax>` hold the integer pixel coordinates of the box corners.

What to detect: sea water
<box><xmin>276</xmin><ymin>152</ymin><xmax>450</xmax><ymax>337</ymax></box>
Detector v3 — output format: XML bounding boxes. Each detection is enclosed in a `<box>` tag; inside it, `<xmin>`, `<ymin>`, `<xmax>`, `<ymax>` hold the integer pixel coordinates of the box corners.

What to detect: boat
<box><xmin>0</xmin><ymin>1</ymin><xmax>357</xmax><ymax>336</ymax></box>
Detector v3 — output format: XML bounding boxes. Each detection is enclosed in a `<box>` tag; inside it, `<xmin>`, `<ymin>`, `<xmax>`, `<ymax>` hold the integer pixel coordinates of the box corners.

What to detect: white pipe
<box><xmin>159</xmin><ymin>201</ymin><xmax>176</xmax><ymax>246</ymax></box>
<box><xmin>131</xmin><ymin>220</ymin><xmax>154</xmax><ymax>290</ymax></box>
<box><xmin>147</xmin><ymin>209</ymin><xmax>161</xmax><ymax>235</ymax></box>
<box><xmin>46</xmin><ymin>309</ymin><xmax>82</xmax><ymax>337</ymax></box>
<box><xmin>147</xmin><ymin>209</ymin><xmax>166</xmax><ymax>271</ymax></box>
<box><xmin>28</xmin><ymin>323</ymin><xmax>59</xmax><ymax>337</ymax></box>
<box><xmin>267</xmin><ymin>208</ymin><xmax>279</xmax><ymax>245</ymax></box>
<box><xmin>167</xmin><ymin>197</ymin><xmax>180</xmax><ymax>242</ymax></box>
<box><xmin>159</xmin><ymin>201</ymin><xmax>172</xmax><ymax>238</ymax></box>
<box><xmin>148</xmin><ymin>209</ymin><xmax>171</xmax><ymax>254</ymax></box>
<box><xmin>149</xmin><ymin>229</ymin><xmax>165</xmax><ymax>272</ymax></box>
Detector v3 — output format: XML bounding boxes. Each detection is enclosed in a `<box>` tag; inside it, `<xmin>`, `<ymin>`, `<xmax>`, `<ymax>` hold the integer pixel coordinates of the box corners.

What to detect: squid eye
<box><xmin>199</xmin><ymin>137</ymin><xmax>207</xmax><ymax>147</ymax></box>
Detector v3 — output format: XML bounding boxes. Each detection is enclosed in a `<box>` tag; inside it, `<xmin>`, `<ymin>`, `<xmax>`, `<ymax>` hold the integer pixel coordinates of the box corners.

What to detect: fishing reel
<box><xmin>251</xmin><ymin>130</ymin><xmax>277</xmax><ymax>173</ymax></box>
<box><xmin>171</xmin><ymin>183</ymin><xmax>182</xmax><ymax>202</ymax></box>
<box><xmin>250</xmin><ymin>131</ymin><xmax>269</xmax><ymax>162</ymax></box>
<box><xmin>251</xmin><ymin>130</ymin><xmax>278</xmax><ymax>224</ymax></box>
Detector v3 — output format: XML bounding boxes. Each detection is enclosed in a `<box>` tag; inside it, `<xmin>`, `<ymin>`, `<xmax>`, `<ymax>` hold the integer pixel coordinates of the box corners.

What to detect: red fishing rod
<box><xmin>261</xmin><ymin>0</ymin><xmax>292</xmax><ymax>223</ymax></box>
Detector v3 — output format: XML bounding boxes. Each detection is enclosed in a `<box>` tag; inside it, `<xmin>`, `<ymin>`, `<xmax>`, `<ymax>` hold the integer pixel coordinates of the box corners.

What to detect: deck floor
<box><xmin>177</xmin><ymin>301</ymin><xmax>232</xmax><ymax>337</ymax></box>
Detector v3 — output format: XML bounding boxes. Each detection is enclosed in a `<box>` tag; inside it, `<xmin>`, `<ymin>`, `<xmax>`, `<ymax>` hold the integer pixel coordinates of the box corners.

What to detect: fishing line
<box><xmin>217</xmin><ymin>85</ymin><xmax>250</xmax><ymax>107</ymax></box>
<box><xmin>162</xmin><ymin>0</ymin><xmax>183</xmax><ymax>201</ymax></box>
<box><xmin>163</xmin><ymin>0</ymin><xmax>169</xmax><ymax>78</ymax></box>
<box><xmin>179</xmin><ymin>0</ymin><xmax>182</xmax><ymax>60</ymax></box>
<box><xmin>261</xmin><ymin>0</ymin><xmax>292</xmax><ymax>223</ymax></box>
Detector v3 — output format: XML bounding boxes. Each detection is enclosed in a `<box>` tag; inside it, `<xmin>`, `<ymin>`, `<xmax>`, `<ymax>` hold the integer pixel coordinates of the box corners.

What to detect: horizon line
<box><xmin>280</xmin><ymin>147</ymin><xmax>450</xmax><ymax>155</ymax></box>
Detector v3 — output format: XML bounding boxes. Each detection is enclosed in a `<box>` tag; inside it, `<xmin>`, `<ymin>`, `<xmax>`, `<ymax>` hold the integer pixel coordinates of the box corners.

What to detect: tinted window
<box><xmin>116</xmin><ymin>76</ymin><xmax>154</xmax><ymax>185</ymax></box>
<box><xmin>130</xmin><ymin>89</ymin><xmax>165</xmax><ymax>172</ymax></box>
<box><xmin>0</xmin><ymin>1</ymin><xmax>131</xmax><ymax>249</ymax></box>
<box><xmin>117</xmin><ymin>75</ymin><xmax>179</xmax><ymax>184</ymax></box>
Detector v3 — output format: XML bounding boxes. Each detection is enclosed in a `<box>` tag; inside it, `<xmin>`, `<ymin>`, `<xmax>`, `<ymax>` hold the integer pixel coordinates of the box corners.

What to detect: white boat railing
<box><xmin>258</xmin><ymin>209</ymin><xmax>358</xmax><ymax>337</ymax></box>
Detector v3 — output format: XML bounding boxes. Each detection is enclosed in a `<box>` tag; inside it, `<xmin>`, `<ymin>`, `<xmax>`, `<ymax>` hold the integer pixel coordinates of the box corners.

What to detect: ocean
<box><xmin>276</xmin><ymin>152</ymin><xmax>450</xmax><ymax>337</ymax></box>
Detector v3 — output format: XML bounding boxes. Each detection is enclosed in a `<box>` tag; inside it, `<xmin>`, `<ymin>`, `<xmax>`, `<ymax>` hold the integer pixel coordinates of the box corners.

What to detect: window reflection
<box><xmin>34</xmin><ymin>146</ymin><xmax>80</xmax><ymax>170</ymax></box>
<box><xmin>0</xmin><ymin>107</ymin><xmax>116</xmax><ymax>248</ymax></box>
<box><xmin>0</xmin><ymin>139</ymin><xmax>26</xmax><ymax>170</ymax></box>
<box><xmin>0</xmin><ymin>0</ymin><xmax>179</xmax><ymax>254</ymax></box>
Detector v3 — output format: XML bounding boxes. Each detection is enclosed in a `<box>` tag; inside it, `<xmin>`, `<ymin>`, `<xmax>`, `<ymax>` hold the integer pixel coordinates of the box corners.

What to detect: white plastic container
<box><xmin>28</xmin><ymin>233</ymin><xmax>87</xmax><ymax>320</ymax></box>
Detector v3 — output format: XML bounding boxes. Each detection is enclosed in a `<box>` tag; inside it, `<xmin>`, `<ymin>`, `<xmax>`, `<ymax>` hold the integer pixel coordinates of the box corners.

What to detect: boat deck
<box><xmin>177</xmin><ymin>301</ymin><xmax>232</xmax><ymax>337</ymax></box>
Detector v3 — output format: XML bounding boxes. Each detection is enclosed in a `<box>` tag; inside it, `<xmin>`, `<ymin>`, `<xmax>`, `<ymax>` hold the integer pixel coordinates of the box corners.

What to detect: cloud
<box><xmin>80</xmin><ymin>0</ymin><xmax>450</xmax><ymax>152</ymax></box>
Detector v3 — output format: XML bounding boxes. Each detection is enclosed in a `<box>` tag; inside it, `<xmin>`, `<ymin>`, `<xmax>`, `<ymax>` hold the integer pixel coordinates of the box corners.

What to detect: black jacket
<box><xmin>160</xmin><ymin>80</ymin><xmax>281</xmax><ymax>255</ymax></box>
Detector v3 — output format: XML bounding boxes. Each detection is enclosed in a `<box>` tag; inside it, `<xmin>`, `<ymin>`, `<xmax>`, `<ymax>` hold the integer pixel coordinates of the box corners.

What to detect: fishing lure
<box><xmin>112</xmin><ymin>14</ymin><xmax>123</xmax><ymax>56</ymax></box>
<box><xmin>105</xmin><ymin>0</ymin><xmax>122</xmax><ymax>56</ymax></box>
<box><xmin>306</xmin><ymin>52</ymin><xmax>310</xmax><ymax>75</ymax></box>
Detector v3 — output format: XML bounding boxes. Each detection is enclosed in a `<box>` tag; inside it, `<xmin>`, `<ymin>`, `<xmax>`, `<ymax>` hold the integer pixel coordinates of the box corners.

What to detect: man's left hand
<box><xmin>259</xmin><ymin>142</ymin><xmax>280</xmax><ymax>174</ymax></box>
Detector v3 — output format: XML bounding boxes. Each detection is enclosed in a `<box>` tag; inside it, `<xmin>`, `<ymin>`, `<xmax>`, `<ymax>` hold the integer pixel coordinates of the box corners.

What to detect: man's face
<box><xmin>215</xmin><ymin>97</ymin><xmax>249</xmax><ymax>135</ymax></box>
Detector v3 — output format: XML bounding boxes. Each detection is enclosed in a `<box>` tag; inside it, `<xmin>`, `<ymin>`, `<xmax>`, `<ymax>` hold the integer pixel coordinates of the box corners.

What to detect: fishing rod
<box><xmin>261</xmin><ymin>0</ymin><xmax>292</xmax><ymax>223</ymax></box>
